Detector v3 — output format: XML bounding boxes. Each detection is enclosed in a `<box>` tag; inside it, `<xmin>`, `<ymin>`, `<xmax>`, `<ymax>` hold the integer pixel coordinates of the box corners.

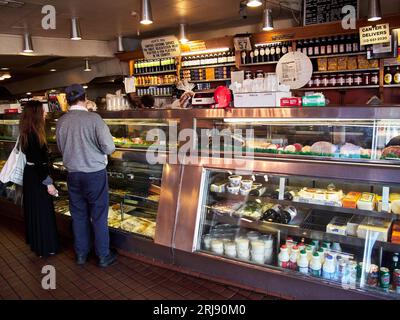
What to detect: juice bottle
<box><xmin>289</xmin><ymin>246</ymin><xmax>300</xmax><ymax>270</ymax></box>
<box><xmin>278</xmin><ymin>245</ymin><xmax>290</xmax><ymax>269</ymax></box>
<box><xmin>322</xmin><ymin>255</ymin><xmax>335</xmax><ymax>280</ymax></box>
<box><xmin>310</xmin><ymin>253</ymin><xmax>322</xmax><ymax>277</ymax></box>
<box><xmin>297</xmin><ymin>250</ymin><xmax>309</xmax><ymax>274</ymax></box>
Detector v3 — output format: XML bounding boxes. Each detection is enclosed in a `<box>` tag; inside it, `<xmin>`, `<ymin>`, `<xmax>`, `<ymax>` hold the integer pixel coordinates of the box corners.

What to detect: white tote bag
<box><xmin>0</xmin><ymin>138</ymin><xmax>26</xmax><ymax>186</ymax></box>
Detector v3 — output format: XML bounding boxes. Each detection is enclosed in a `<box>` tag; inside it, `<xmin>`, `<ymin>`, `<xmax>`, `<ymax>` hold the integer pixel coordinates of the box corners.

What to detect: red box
<box><xmin>4</xmin><ymin>109</ymin><xmax>19</xmax><ymax>114</ymax></box>
<box><xmin>280</xmin><ymin>97</ymin><xmax>302</xmax><ymax>107</ymax></box>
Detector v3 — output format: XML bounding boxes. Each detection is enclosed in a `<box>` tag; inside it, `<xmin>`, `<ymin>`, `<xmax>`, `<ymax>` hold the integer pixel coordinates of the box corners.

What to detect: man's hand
<box><xmin>47</xmin><ymin>184</ymin><xmax>59</xmax><ymax>197</ymax></box>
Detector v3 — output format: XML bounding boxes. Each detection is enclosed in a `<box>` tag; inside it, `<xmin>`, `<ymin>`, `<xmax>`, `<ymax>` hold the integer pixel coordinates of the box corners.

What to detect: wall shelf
<box><xmin>309</xmin><ymin>52</ymin><xmax>366</xmax><ymax>59</ymax></box>
<box><xmin>188</xmin><ymin>78</ymin><xmax>231</xmax><ymax>83</ymax></box>
<box><xmin>240</xmin><ymin>61</ymin><xmax>278</xmax><ymax>67</ymax></box>
<box><xmin>313</xmin><ymin>68</ymin><xmax>379</xmax><ymax>74</ymax></box>
<box><xmin>296</xmin><ymin>85</ymin><xmax>379</xmax><ymax>91</ymax></box>
<box><xmin>181</xmin><ymin>63</ymin><xmax>235</xmax><ymax>70</ymax></box>
<box><xmin>134</xmin><ymin>69</ymin><xmax>177</xmax><ymax>76</ymax></box>
<box><xmin>136</xmin><ymin>84</ymin><xmax>174</xmax><ymax>88</ymax></box>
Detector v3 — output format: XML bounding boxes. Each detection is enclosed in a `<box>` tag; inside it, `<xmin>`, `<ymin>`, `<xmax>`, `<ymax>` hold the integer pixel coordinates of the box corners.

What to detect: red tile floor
<box><xmin>0</xmin><ymin>218</ymin><xmax>279</xmax><ymax>300</ymax></box>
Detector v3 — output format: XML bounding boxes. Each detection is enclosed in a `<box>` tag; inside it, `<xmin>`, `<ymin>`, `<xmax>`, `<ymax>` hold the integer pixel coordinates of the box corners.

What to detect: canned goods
<box><xmin>394</xmin><ymin>269</ymin><xmax>400</xmax><ymax>293</ymax></box>
<box><xmin>367</xmin><ymin>264</ymin><xmax>379</xmax><ymax>287</ymax></box>
<box><xmin>379</xmin><ymin>267</ymin><xmax>390</xmax><ymax>290</ymax></box>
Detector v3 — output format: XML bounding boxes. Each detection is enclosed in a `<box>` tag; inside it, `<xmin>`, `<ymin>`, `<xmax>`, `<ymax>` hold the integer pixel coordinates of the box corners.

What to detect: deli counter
<box><xmin>1</xmin><ymin>106</ymin><xmax>400</xmax><ymax>300</ymax></box>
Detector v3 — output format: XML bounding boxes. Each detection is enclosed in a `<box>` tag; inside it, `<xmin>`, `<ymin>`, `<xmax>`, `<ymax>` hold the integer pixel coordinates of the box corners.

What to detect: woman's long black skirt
<box><xmin>23</xmin><ymin>166</ymin><xmax>59</xmax><ymax>257</ymax></box>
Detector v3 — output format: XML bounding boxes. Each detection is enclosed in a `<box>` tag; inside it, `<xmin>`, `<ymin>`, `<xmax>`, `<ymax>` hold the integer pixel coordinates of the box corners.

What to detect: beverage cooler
<box><xmin>1</xmin><ymin>107</ymin><xmax>400</xmax><ymax>300</ymax></box>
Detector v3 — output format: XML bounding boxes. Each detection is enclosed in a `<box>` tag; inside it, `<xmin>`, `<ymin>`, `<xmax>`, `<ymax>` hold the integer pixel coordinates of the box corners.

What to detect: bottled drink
<box><xmin>265</xmin><ymin>45</ymin><xmax>271</xmax><ymax>62</ymax></box>
<box><xmin>308</xmin><ymin>38</ymin><xmax>314</xmax><ymax>56</ymax></box>
<box><xmin>310</xmin><ymin>253</ymin><xmax>322</xmax><ymax>277</ymax></box>
<box><xmin>259</xmin><ymin>46</ymin><xmax>265</xmax><ymax>63</ymax></box>
<box><xmin>297</xmin><ymin>40</ymin><xmax>303</xmax><ymax>53</ymax></box>
<box><xmin>339</xmin><ymin>35</ymin><xmax>346</xmax><ymax>53</ymax></box>
<box><xmin>289</xmin><ymin>246</ymin><xmax>299</xmax><ymax>271</ymax></box>
<box><xmin>241</xmin><ymin>51</ymin><xmax>247</xmax><ymax>65</ymax></box>
<box><xmin>228</xmin><ymin>50</ymin><xmax>236</xmax><ymax>63</ymax></box>
<box><xmin>302</xmin><ymin>39</ymin><xmax>308</xmax><ymax>56</ymax></box>
<box><xmin>322</xmin><ymin>255</ymin><xmax>335</xmax><ymax>280</ymax></box>
<box><xmin>385</xmin><ymin>67</ymin><xmax>393</xmax><ymax>84</ymax></box>
<box><xmin>286</xmin><ymin>237</ymin><xmax>295</xmax><ymax>255</ymax></box>
<box><xmin>346</xmin><ymin>34</ymin><xmax>353</xmax><ymax>53</ymax></box>
<box><xmin>332</xmin><ymin>36</ymin><xmax>339</xmax><ymax>54</ymax></box>
<box><xmin>297</xmin><ymin>250</ymin><xmax>309</xmax><ymax>274</ymax></box>
<box><xmin>326</xmin><ymin>37</ymin><xmax>333</xmax><ymax>54</ymax></box>
<box><xmin>254</xmin><ymin>47</ymin><xmax>259</xmax><ymax>64</ymax></box>
<box><xmin>270</xmin><ymin>44</ymin><xmax>276</xmax><ymax>61</ymax></box>
<box><xmin>288</xmin><ymin>41</ymin><xmax>293</xmax><ymax>53</ymax></box>
<box><xmin>305</xmin><ymin>245</ymin><xmax>313</xmax><ymax>262</ymax></box>
<box><xmin>394</xmin><ymin>67</ymin><xmax>400</xmax><ymax>84</ymax></box>
<box><xmin>318</xmin><ymin>248</ymin><xmax>325</xmax><ymax>264</ymax></box>
<box><xmin>320</xmin><ymin>37</ymin><xmax>327</xmax><ymax>55</ymax></box>
<box><xmin>249</xmin><ymin>50</ymin><xmax>255</xmax><ymax>64</ymax></box>
<box><xmin>353</xmin><ymin>34</ymin><xmax>360</xmax><ymax>52</ymax></box>
<box><xmin>331</xmin><ymin>242</ymin><xmax>342</xmax><ymax>252</ymax></box>
<box><xmin>278</xmin><ymin>245</ymin><xmax>290</xmax><ymax>268</ymax></box>
<box><xmin>391</xmin><ymin>253</ymin><xmax>400</xmax><ymax>273</ymax></box>
<box><xmin>276</xmin><ymin>42</ymin><xmax>282</xmax><ymax>60</ymax></box>
<box><xmin>314</xmin><ymin>38</ymin><xmax>320</xmax><ymax>56</ymax></box>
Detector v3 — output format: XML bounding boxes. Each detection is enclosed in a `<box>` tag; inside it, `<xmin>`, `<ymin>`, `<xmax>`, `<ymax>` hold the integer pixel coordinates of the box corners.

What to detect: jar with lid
<box><xmin>321</xmin><ymin>74</ymin><xmax>329</xmax><ymax>87</ymax></box>
<box><xmin>371</xmin><ymin>72</ymin><xmax>379</xmax><ymax>85</ymax></box>
<box><xmin>307</xmin><ymin>78</ymin><xmax>314</xmax><ymax>88</ymax></box>
<box><xmin>354</xmin><ymin>73</ymin><xmax>362</xmax><ymax>86</ymax></box>
<box><xmin>363</xmin><ymin>73</ymin><xmax>370</xmax><ymax>85</ymax></box>
<box><xmin>329</xmin><ymin>74</ymin><xmax>337</xmax><ymax>87</ymax></box>
<box><xmin>337</xmin><ymin>74</ymin><xmax>345</xmax><ymax>87</ymax></box>
<box><xmin>245</xmin><ymin>71</ymin><xmax>253</xmax><ymax>80</ymax></box>
<box><xmin>314</xmin><ymin>75</ymin><xmax>321</xmax><ymax>87</ymax></box>
<box><xmin>256</xmin><ymin>70</ymin><xmax>264</xmax><ymax>78</ymax></box>
<box><xmin>345</xmin><ymin>73</ymin><xmax>354</xmax><ymax>86</ymax></box>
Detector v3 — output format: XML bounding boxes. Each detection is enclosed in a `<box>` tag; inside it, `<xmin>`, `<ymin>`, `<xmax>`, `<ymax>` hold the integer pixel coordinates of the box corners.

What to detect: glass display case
<box><xmin>194</xmin><ymin>118</ymin><xmax>400</xmax><ymax>163</ymax></box>
<box><xmin>195</xmin><ymin>168</ymin><xmax>400</xmax><ymax>298</ymax></box>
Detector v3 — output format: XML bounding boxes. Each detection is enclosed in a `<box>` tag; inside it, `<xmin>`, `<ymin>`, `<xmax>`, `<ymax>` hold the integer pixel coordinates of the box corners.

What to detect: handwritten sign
<box><xmin>360</xmin><ymin>24</ymin><xmax>390</xmax><ymax>46</ymax></box>
<box><xmin>186</xmin><ymin>40</ymin><xmax>207</xmax><ymax>52</ymax></box>
<box><xmin>141</xmin><ymin>35</ymin><xmax>181</xmax><ymax>59</ymax></box>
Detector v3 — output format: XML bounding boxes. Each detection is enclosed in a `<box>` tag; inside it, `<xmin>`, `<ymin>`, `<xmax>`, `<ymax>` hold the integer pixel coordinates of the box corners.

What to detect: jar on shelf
<box><xmin>345</xmin><ymin>73</ymin><xmax>354</xmax><ymax>86</ymax></box>
<box><xmin>363</xmin><ymin>73</ymin><xmax>371</xmax><ymax>85</ymax></box>
<box><xmin>321</xmin><ymin>74</ymin><xmax>329</xmax><ymax>87</ymax></box>
<box><xmin>256</xmin><ymin>70</ymin><xmax>264</xmax><ymax>78</ymax></box>
<box><xmin>371</xmin><ymin>72</ymin><xmax>379</xmax><ymax>85</ymax></box>
<box><xmin>329</xmin><ymin>74</ymin><xmax>337</xmax><ymax>87</ymax></box>
<box><xmin>307</xmin><ymin>78</ymin><xmax>314</xmax><ymax>88</ymax></box>
<box><xmin>354</xmin><ymin>73</ymin><xmax>362</xmax><ymax>86</ymax></box>
<box><xmin>337</xmin><ymin>74</ymin><xmax>345</xmax><ymax>87</ymax></box>
<box><xmin>314</xmin><ymin>75</ymin><xmax>321</xmax><ymax>87</ymax></box>
<box><xmin>245</xmin><ymin>71</ymin><xmax>253</xmax><ymax>80</ymax></box>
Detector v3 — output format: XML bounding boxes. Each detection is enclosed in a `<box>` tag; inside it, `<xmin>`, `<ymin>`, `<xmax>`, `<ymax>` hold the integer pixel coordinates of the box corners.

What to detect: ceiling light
<box><xmin>179</xmin><ymin>24</ymin><xmax>189</xmax><ymax>44</ymax></box>
<box><xmin>262</xmin><ymin>8</ymin><xmax>274</xmax><ymax>31</ymax></box>
<box><xmin>26</xmin><ymin>92</ymin><xmax>32</xmax><ymax>95</ymax></box>
<box><xmin>247</xmin><ymin>0</ymin><xmax>263</xmax><ymax>7</ymax></box>
<box><xmin>2</xmin><ymin>73</ymin><xmax>11</xmax><ymax>79</ymax></box>
<box><xmin>22</xmin><ymin>33</ymin><xmax>34</xmax><ymax>53</ymax></box>
<box><xmin>50</xmin><ymin>69</ymin><xmax>57</xmax><ymax>72</ymax></box>
<box><xmin>84</xmin><ymin>59</ymin><xmax>92</xmax><ymax>72</ymax></box>
<box><xmin>83</xmin><ymin>85</ymin><xmax>88</xmax><ymax>89</ymax></box>
<box><xmin>368</xmin><ymin>0</ymin><xmax>382</xmax><ymax>22</ymax></box>
<box><xmin>0</xmin><ymin>76</ymin><xmax>4</xmax><ymax>81</ymax></box>
<box><xmin>140</xmin><ymin>0</ymin><xmax>153</xmax><ymax>25</ymax></box>
<box><xmin>117</xmin><ymin>36</ymin><xmax>125</xmax><ymax>52</ymax></box>
<box><xmin>1</xmin><ymin>67</ymin><xmax>9</xmax><ymax>71</ymax></box>
<box><xmin>70</xmin><ymin>18</ymin><xmax>82</xmax><ymax>40</ymax></box>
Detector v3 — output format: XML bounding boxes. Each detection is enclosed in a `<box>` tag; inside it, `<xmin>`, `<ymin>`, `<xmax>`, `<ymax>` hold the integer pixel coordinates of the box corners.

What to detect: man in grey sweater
<box><xmin>56</xmin><ymin>84</ymin><xmax>117</xmax><ymax>268</ymax></box>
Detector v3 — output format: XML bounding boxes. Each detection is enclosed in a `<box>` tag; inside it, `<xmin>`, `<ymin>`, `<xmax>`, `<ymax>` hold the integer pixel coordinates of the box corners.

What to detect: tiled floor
<box><xmin>0</xmin><ymin>219</ymin><xmax>278</xmax><ymax>300</ymax></box>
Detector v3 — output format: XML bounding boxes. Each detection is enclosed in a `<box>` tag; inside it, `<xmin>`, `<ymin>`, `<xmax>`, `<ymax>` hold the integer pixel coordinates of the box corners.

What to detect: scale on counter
<box><xmin>191</xmin><ymin>90</ymin><xmax>215</xmax><ymax>108</ymax></box>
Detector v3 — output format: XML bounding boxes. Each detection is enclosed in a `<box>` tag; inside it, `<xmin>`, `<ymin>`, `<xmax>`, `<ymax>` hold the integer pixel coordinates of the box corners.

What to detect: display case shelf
<box><xmin>134</xmin><ymin>69</ymin><xmax>177</xmax><ymax>76</ymax></box>
<box><xmin>181</xmin><ymin>63</ymin><xmax>235</xmax><ymax>70</ymax></box>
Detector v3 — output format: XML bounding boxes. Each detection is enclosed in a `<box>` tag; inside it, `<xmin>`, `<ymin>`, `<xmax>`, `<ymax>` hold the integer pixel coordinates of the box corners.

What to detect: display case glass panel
<box><xmin>196</xmin><ymin>168</ymin><xmax>400</xmax><ymax>298</ymax></box>
<box><xmin>194</xmin><ymin>118</ymin><xmax>400</xmax><ymax>163</ymax></box>
<box><xmin>0</xmin><ymin>119</ymin><xmax>19</xmax><ymax>142</ymax></box>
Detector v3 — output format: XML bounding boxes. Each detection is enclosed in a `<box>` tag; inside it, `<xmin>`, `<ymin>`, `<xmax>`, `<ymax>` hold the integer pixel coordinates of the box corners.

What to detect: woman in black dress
<box><xmin>20</xmin><ymin>101</ymin><xmax>59</xmax><ymax>257</ymax></box>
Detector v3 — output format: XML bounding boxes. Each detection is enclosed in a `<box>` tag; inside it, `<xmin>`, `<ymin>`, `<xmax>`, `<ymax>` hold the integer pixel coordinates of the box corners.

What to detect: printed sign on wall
<box><xmin>141</xmin><ymin>35</ymin><xmax>181</xmax><ymax>59</ymax></box>
<box><xmin>360</xmin><ymin>24</ymin><xmax>391</xmax><ymax>46</ymax></box>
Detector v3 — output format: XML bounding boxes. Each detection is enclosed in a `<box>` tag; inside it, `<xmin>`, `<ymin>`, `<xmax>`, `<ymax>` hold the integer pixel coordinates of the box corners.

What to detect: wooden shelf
<box><xmin>189</xmin><ymin>78</ymin><xmax>231</xmax><ymax>83</ymax></box>
<box><xmin>240</xmin><ymin>61</ymin><xmax>278</xmax><ymax>67</ymax></box>
<box><xmin>313</xmin><ymin>68</ymin><xmax>379</xmax><ymax>74</ymax></box>
<box><xmin>309</xmin><ymin>52</ymin><xmax>366</xmax><ymax>59</ymax></box>
<box><xmin>384</xmin><ymin>84</ymin><xmax>400</xmax><ymax>88</ymax></box>
<box><xmin>136</xmin><ymin>83</ymin><xmax>174</xmax><ymax>88</ymax></box>
<box><xmin>134</xmin><ymin>69</ymin><xmax>177</xmax><ymax>76</ymax></box>
<box><xmin>296</xmin><ymin>85</ymin><xmax>379</xmax><ymax>91</ymax></box>
<box><xmin>181</xmin><ymin>63</ymin><xmax>235</xmax><ymax>70</ymax></box>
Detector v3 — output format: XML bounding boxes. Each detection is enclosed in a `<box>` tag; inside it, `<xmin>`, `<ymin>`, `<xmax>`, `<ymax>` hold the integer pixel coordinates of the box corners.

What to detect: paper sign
<box><xmin>276</xmin><ymin>51</ymin><xmax>313</xmax><ymax>90</ymax></box>
<box><xmin>279</xmin><ymin>178</ymin><xmax>286</xmax><ymax>201</ymax></box>
<box><xmin>360</xmin><ymin>23</ymin><xmax>390</xmax><ymax>46</ymax></box>
<box><xmin>382</xmin><ymin>187</ymin><xmax>390</xmax><ymax>213</ymax></box>
<box><xmin>141</xmin><ymin>35</ymin><xmax>181</xmax><ymax>59</ymax></box>
<box><xmin>124</xmin><ymin>77</ymin><xmax>136</xmax><ymax>94</ymax></box>
<box><xmin>234</xmin><ymin>37</ymin><xmax>252</xmax><ymax>51</ymax></box>
<box><xmin>186</xmin><ymin>40</ymin><xmax>207</xmax><ymax>52</ymax></box>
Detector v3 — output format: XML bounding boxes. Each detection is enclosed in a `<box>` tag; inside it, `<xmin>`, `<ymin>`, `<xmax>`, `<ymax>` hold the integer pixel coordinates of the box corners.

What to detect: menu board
<box><xmin>304</xmin><ymin>0</ymin><xmax>358</xmax><ymax>26</ymax></box>
<box><xmin>141</xmin><ymin>35</ymin><xmax>181</xmax><ymax>59</ymax></box>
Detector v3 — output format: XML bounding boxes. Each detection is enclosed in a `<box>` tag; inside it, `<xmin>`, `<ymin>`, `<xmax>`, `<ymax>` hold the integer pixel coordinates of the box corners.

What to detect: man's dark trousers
<box><xmin>67</xmin><ymin>169</ymin><xmax>110</xmax><ymax>258</ymax></box>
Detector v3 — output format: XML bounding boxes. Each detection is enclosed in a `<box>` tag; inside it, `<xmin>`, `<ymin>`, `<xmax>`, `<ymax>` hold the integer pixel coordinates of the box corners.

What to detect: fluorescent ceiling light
<box><xmin>140</xmin><ymin>0</ymin><xmax>153</xmax><ymax>25</ymax></box>
<box><xmin>181</xmin><ymin>47</ymin><xmax>230</xmax><ymax>56</ymax></box>
<box><xmin>247</xmin><ymin>0</ymin><xmax>263</xmax><ymax>7</ymax></box>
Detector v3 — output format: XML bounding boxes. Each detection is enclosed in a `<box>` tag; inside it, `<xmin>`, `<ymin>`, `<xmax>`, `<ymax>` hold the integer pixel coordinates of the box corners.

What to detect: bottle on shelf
<box><xmin>394</xmin><ymin>66</ymin><xmax>400</xmax><ymax>84</ymax></box>
<box><xmin>314</xmin><ymin>38</ymin><xmax>320</xmax><ymax>56</ymax></box>
<box><xmin>241</xmin><ymin>51</ymin><xmax>247</xmax><ymax>65</ymax></box>
<box><xmin>308</xmin><ymin>38</ymin><xmax>314</xmax><ymax>56</ymax></box>
<box><xmin>391</xmin><ymin>253</ymin><xmax>400</xmax><ymax>274</ymax></box>
<box><xmin>326</xmin><ymin>37</ymin><xmax>333</xmax><ymax>55</ymax></box>
<box><xmin>385</xmin><ymin>67</ymin><xmax>393</xmax><ymax>85</ymax></box>
<box><xmin>265</xmin><ymin>45</ymin><xmax>271</xmax><ymax>62</ymax></box>
<box><xmin>282</xmin><ymin>42</ymin><xmax>288</xmax><ymax>56</ymax></box>
<box><xmin>320</xmin><ymin>37</ymin><xmax>327</xmax><ymax>55</ymax></box>
<box><xmin>276</xmin><ymin>42</ymin><xmax>282</xmax><ymax>60</ymax></box>
<box><xmin>353</xmin><ymin>34</ymin><xmax>360</xmax><ymax>52</ymax></box>
<box><xmin>302</xmin><ymin>39</ymin><xmax>308</xmax><ymax>56</ymax></box>
<box><xmin>346</xmin><ymin>34</ymin><xmax>353</xmax><ymax>53</ymax></box>
<box><xmin>297</xmin><ymin>250</ymin><xmax>309</xmax><ymax>274</ymax></box>
<box><xmin>259</xmin><ymin>46</ymin><xmax>265</xmax><ymax>63</ymax></box>
<box><xmin>249</xmin><ymin>50</ymin><xmax>255</xmax><ymax>64</ymax></box>
<box><xmin>254</xmin><ymin>47</ymin><xmax>259</xmax><ymax>64</ymax></box>
<box><xmin>289</xmin><ymin>245</ymin><xmax>299</xmax><ymax>271</ymax></box>
<box><xmin>278</xmin><ymin>245</ymin><xmax>290</xmax><ymax>268</ymax></box>
<box><xmin>322</xmin><ymin>255</ymin><xmax>336</xmax><ymax>280</ymax></box>
<box><xmin>339</xmin><ymin>35</ymin><xmax>346</xmax><ymax>54</ymax></box>
<box><xmin>270</xmin><ymin>44</ymin><xmax>276</xmax><ymax>61</ymax></box>
<box><xmin>297</xmin><ymin>40</ymin><xmax>303</xmax><ymax>53</ymax></box>
<box><xmin>310</xmin><ymin>253</ymin><xmax>322</xmax><ymax>277</ymax></box>
<box><xmin>332</xmin><ymin>36</ymin><xmax>339</xmax><ymax>54</ymax></box>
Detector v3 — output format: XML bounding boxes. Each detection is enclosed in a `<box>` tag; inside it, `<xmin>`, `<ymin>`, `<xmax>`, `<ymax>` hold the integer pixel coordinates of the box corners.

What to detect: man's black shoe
<box><xmin>98</xmin><ymin>250</ymin><xmax>117</xmax><ymax>268</ymax></box>
<box><xmin>76</xmin><ymin>254</ymin><xmax>87</xmax><ymax>265</ymax></box>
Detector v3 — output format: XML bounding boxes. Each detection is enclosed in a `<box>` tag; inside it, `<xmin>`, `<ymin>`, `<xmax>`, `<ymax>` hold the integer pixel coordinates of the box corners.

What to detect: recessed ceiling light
<box><xmin>83</xmin><ymin>85</ymin><xmax>88</xmax><ymax>89</ymax></box>
<box><xmin>247</xmin><ymin>0</ymin><xmax>263</xmax><ymax>7</ymax></box>
<box><xmin>2</xmin><ymin>73</ymin><xmax>11</xmax><ymax>79</ymax></box>
<box><xmin>1</xmin><ymin>67</ymin><xmax>9</xmax><ymax>71</ymax></box>
<box><xmin>50</xmin><ymin>69</ymin><xmax>57</xmax><ymax>72</ymax></box>
<box><xmin>26</xmin><ymin>92</ymin><xmax>32</xmax><ymax>95</ymax></box>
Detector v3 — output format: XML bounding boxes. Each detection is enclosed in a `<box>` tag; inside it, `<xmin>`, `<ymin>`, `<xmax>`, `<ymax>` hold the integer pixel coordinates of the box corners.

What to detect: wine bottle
<box><xmin>270</xmin><ymin>44</ymin><xmax>276</xmax><ymax>61</ymax></box>
<box><xmin>333</xmin><ymin>36</ymin><xmax>339</xmax><ymax>54</ymax></box>
<box><xmin>308</xmin><ymin>39</ymin><xmax>314</xmax><ymax>56</ymax></box>
<box><xmin>320</xmin><ymin>37</ymin><xmax>326</xmax><ymax>55</ymax></box>
<box><xmin>314</xmin><ymin>38</ymin><xmax>320</xmax><ymax>56</ymax></box>
<box><xmin>339</xmin><ymin>35</ymin><xmax>346</xmax><ymax>54</ymax></box>
<box><xmin>265</xmin><ymin>45</ymin><xmax>271</xmax><ymax>62</ymax></box>
<box><xmin>254</xmin><ymin>47</ymin><xmax>259</xmax><ymax>63</ymax></box>
<box><xmin>326</xmin><ymin>37</ymin><xmax>333</xmax><ymax>55</ymax></box>
<box><xmin>276</xmin><ymin>43</ymin><xmax>282</xmax><ymax>60</ymax></box>
<box><xmin>297</xmin><ymin>40</ymin><xmax>303</xmax><ymax>53</ymax></box>
<box><xmin>260</xmin><ymin>46</ymin><xmax>265</xmax><ymax>63</ymax></box>
<box><xmin>302</xmin><ymin>39</ymin><xmax>308</xmax><ymax>56</ymax></box>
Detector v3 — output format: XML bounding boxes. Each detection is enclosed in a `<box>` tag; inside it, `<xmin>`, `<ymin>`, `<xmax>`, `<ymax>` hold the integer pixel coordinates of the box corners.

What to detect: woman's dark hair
<box><xmin>140</xmin><ymin>95</ymin><xmax>155</xmax><ymax>109</ymax></box>
<box><xmin>19</xmin><ymin>100</ymin><xmax>46</xmax><ymax>151</ymax></box>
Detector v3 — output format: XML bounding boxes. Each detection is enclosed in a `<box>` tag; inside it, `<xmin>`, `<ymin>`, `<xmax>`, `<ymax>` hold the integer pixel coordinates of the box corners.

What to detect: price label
<box><xmin>382</xmin><ymin>187</ymin><xmax>390</xmax><ymax>213</ymax></box>
<box><xmin>279</xmin><ymin>178</ymin><xmax>286</xmax><ymax>201</ymax></box>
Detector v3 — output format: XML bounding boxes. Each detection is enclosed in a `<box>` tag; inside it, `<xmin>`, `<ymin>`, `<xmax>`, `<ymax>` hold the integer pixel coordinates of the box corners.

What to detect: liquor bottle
<box><xmin>254</xmin><ymin>47</ymin><xmax>259</xmax><ymax>63</ymax></box>
<box><xmin>339</xmin><ymin>35</ymin><xmax>346</xmax><ymax>54</ymax></box>
<box><xmin>249</xmin><ymin>49</ymin><xmax>255</xmax><ymax>64</ymax></box>
<box><xmin>270</xmin><ymin>44</ymin><xmax>276</xmax><ymax>61</ymax></box>
<box><xmin>302</xmin><ymin>39</ymin><xmax>308</xmax><ymax>56</ymax></box>
<box><xmin>332</xmin><ymin>36</ymin><xmax>339</xmax><ymax>54</ymax></box>
<box><xmin>394</xmin><ymin>66</ymin><xmax>400</xmax><ymax>84</ymax></box>
<box><xmin>288</xmin><ymin>41</ymin><xmax>293</xmax><ymax>53</ymax></box>
<box><xmin>276</xmin><ymin>42</ymin><xmax>282</xmax><ymax>60</ymax></box>
<box><xmin>346</xmin><ymin>34</ymin><xmax>353</xmax><ymax>53</ymax></box>
<box><xmin>297</xmin><ymin>40</ymin><xmax>303</xmax><ymax>53</ymax></box>
<box><xmin>308</xmin><ymin>38</ymin><xmax>314</xmax><ymax>56</ymax></box>
<box><xmin>259</xmin><ymin>46</ymin><xmax>266</xmax><ymax>63</ymax></box>
<box><xmin>282</xmin><ymin>42</ymin><xmax>288</xmax><ymax>56</ymax></box>
<box><xmin>265</xmin><ymin>45</ymin><xmax>271</xmax><ymax>62</ymax></box>
<box><xmin>314</xmin><ymin>38</ymin><xmax>320</xmax><ymax>56</ymax></box>
<box><xmin>353</xmin><ymin>34</ymin><xmax>360</xmax><ymax>52</ymax></box>
<box><xmin>320</xmin><ymin>37</ymin><xmax>327</xmax><ymax>55</ymax></box>
<box><xmin>326</xmin><ymin>37</ymin><xmax>333</xmax><ymax>55</ymax></box>
<box><xmin>241</xmin><ymin>51</ymin><xmax>247</xmax><ymax>65</ymax></box>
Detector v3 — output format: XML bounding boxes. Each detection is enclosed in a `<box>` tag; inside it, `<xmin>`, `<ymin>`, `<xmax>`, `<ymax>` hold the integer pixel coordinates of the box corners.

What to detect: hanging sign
<box><xmin>276</xmin><ymin>51</ymin><xmax>313</xmax><ymax>90</ymax></box>
<box><xmin>360</xmin><ymin>23</ymin><xmax>390</xmax><ymax>46</ymax></box>
<box><xmin>186</xmin><ymin>40</ymin><xmax>207</xmax><ymax>52</ymax></box>
<box><xmin>141</xmin><ymin>35</ymin><xmax>181</xmax><ymax>59</ymax></box>
<box><xmin>234</xmin><ymin>37</ymin><xmax>252</xmax><ymax>51</ymax></box>
<box><xmin>304</xmin><ymin>0</ymin><xmax>358</xmax><ymax>26</ymax></box>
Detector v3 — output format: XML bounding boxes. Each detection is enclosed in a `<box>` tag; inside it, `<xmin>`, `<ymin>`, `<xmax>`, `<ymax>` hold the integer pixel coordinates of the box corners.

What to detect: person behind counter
<box><xmin>56</xmin><ymin>84</ymin><xmax>117</xmax><ymax>268</ymax></box>
<box><xmin>20</xmin><ymin>100</ymin><xmax>59</xmax><ymax>258</ymax></box>
<box><xmin>127</xmin><ymin>93</ymin><xmax>155</xmax><ymax>109</ymax></box>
